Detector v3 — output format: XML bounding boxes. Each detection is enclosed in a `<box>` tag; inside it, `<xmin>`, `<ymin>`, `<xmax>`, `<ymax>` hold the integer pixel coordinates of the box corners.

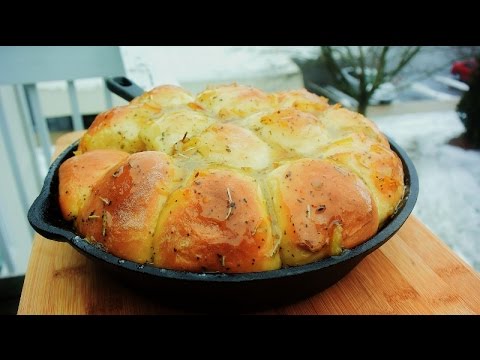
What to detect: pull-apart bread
<box><xmin>59</xmin><ymin>84</ymin><xmax>404</xmax><ymax>273</ymax></box>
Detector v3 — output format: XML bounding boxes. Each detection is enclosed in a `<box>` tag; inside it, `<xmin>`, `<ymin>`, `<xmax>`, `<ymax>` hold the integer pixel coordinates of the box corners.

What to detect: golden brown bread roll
<box><xmin>318</xmin><ymin>106</ymin><xmax>389</xmax><ymax>146</ymax></box>
<box><xmin>58</xmin><ymin>83</ymin><xmax>405</xmax><ymax>273</ymax></box>
<box><xmin>152</xmin><ymin>169</ymin><xmax>281</xmax><ymax>272</ymax></box>
<box><xmin>240</xmin><ymin>108</ymin><xmax>329</xmax><ymax>157</ymax></box>
<box><xmin>327</xmin><ymin>145</ymin><xmax>404</xmax><ymax>226</ymax></box>
<box><xmin>130</xmin><ymin>85</ymin><xmax>194</xmax><ymax>110</ymax></box>
<box><xmin>139</xmin><ymin>108</ymin><xmax>216</xmax><ymax>154</ymax></box>
<box><xmin>78</xmin><ymin>104</ymin><xmax>159</xmax><ymax>154</ymax></box>
<box><xmin>196</xmin><ymin>83</ymin><xmax>276</xmax><ymax>120</ymax></box>
<box><xmin>182</xmin><ymin>123</ymin><xmax>274</xmax><ymax>170</ymax></box>
<box><xmin>276</xmin><ymin>89</ymin><xmax>329</xmax><ymax>114</ymax></box>
<box><xmin>319</xmin><ymin>134</ymin><xmax>405</xmax><ymax>225</ymax></box>
<box><xmin>75</xmin><ymin>151</ymin><xmax>177</xmax><ymax>263</ymax></box>
<box><xmin>267</xmin><ymin>159</ymin><xmax>379</xmax><ymax>266</ymax></box>
<box><xmin>58</xmin><ymin>149</ymin><xmax>129</xmax><ymax>220</ymax></box>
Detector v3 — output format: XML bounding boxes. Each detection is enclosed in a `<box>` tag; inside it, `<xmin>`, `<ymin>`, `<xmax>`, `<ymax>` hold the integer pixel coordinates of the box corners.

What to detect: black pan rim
<box><xmin>28</xmin><ymin>136</ymin><xmax>419</xmax><ymax>284</ymax></box>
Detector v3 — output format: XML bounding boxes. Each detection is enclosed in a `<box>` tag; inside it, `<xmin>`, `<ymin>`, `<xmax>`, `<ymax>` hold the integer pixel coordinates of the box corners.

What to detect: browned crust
<box><xmin>58</xmin><ymin>150</ymin><xmax>129</xmax><ymax>220</ymax></box>
<box><xmin>78</xmin><ymin>105</ymin><xmax>159</xmax><ymax>153</ymax></box>
<box><xmin>75</xmin><ymin>151</ymin><xmax>176</xmax><ymax>263</ymax></box>
<box><xmin>268</xmin><ymin>159</ymin><xmax>379</xmax><ymax>266</ymax></box>
<box><xmin>319</xmin><ymin>107</ymin><xmax>389</xmax><ymax>146</ymax></box>
<box><xmin>130</xmin><ymin>85</ymin><xmax>194</xmax><ymax>109</ymax></box>
<box><xmin>327</xmin><ymin>141</ymin><xmax>405</xmax><ymax>225</ymax></box>
<box><xmin>196</xmin><ymin>83</ymin><xmax>276</xmax><ymax>120</ymax></box>
<box><xmin>153</xmin><ymin>169</ymin><xmax>281</xmax><ymax>273</ymax></box>
<box><xmin>275</xmin><ymin>88</ymin><xmax>329</xmax><ymax>113</ymax></box>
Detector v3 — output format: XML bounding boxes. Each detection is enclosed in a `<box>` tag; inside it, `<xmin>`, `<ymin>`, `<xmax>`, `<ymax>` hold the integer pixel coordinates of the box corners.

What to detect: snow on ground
<box><xmin>372</xmin><ymin>111</ymin><xmax>480</xmax><ymax>270</ymax></box>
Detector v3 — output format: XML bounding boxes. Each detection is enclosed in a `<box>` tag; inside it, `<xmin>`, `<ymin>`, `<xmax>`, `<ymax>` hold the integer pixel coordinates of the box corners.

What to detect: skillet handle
<box><xmin>106</xmin><ymin>77</ymin><xmax>144</xmax><ymax>101</ymax></box>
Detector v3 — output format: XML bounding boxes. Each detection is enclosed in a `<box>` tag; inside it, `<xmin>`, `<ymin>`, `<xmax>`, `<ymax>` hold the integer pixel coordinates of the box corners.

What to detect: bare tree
<box><xmin>321</xmin><ymin>46</ymin><xmax>421</xmax><ymax>115</ymax></box>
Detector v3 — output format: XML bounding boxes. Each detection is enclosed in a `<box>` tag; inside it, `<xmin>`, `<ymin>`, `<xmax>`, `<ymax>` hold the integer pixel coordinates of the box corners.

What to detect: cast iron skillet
<box><xmin>28</xmin><ymin>78</ymin><xmax>419</xmax><ymax>311</ymax></box>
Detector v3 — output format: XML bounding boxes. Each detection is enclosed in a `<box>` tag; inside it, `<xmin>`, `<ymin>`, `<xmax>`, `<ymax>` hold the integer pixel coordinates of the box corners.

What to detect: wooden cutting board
<box><xmin>17</xmin><ymin>133</ymin><xmax>480</xmax><ymax>314</ymax></box>
<box><xmin>17</xmin><ymin>216</ymin><xmax>480</xmax><ymax>315</ymax></box>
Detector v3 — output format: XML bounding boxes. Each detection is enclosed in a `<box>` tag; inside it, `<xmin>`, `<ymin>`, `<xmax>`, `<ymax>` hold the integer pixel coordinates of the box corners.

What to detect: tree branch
<box><xmin>357</xmin><ymin>46</ymin><xmax>368</xmax><ymax>98</ymax></box>
<box><xmin>386</xmin><ymin>46</ymin><xmax>421</xmax><ymax>80</ymax></box>
<box><xmin>321</xmin><ymin>46</ymin><xmax>356</xmax><ymax>96</ymax></box>
<box><xmin>368</xmin><ymin>46</ymin><xmax>390</xmax><ymax>96</ymax></box>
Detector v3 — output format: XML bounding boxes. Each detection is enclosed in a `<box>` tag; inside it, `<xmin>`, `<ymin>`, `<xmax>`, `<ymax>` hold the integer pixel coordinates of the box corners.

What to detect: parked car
<box><xmin>340</xmin><ymin>66</ymin><xmax>396</xmax><ymax>105</ymax></box>
<box><xmin>451</xmin><ymin>58</ymin><xmax>478</xmax><ymax>83</ymax></box>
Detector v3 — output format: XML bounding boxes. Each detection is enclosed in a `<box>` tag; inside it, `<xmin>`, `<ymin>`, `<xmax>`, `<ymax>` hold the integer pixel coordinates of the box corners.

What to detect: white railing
<box><xmin>0</xmin><ymin>46</ymin><xmax>126</xmax><ymax>277</ymax></box>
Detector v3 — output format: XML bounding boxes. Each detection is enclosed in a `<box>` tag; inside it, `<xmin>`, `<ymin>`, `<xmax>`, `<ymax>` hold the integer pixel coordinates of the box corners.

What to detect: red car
<box><xmin>451</xmin><ymin>58</ymin><xmax>478</xmax><ymax>83</ymax></box>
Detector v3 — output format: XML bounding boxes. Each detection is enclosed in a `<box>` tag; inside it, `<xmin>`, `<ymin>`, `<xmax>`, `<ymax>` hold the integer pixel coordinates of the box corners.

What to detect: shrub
<box><xmin>457</xmin><ymin>56</ymin><xmax>480</xmax><ymax>148</ymax></box>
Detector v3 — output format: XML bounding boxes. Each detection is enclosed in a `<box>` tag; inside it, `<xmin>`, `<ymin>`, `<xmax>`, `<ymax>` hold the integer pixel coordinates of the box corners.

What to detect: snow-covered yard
<box><xmin>372</xmin><ymin>111</ymin><xmax>480</xmax><ymax>270</ymax></box>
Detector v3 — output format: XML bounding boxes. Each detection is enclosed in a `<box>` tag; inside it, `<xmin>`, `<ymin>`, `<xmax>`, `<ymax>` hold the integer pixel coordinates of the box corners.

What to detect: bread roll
<box><xmin>241</xmin><ymin>108</ymin><xmax>329</xmax><ymax>157</ymax></box>
<box><xmin>58</xmin><ymin>149</ymin><xmax>129</xmax><ymax>220</ymax></box>
<box><xmin>140</xmin><ymin>108</ymin><xmax>216</xmax><ymax>154</ymax></box>
<box><xmin>318</xmin><ymin>106</ymin><xmax>389</xmax><ymax>146</ymax></box>
<box><xmin>78</xmin><ymin>104</ymin><xmax>159</xmax><ymax>153</ymax></box>
<box><xmin>58</xmin><ymin>83</ymin><xmax>405</xmax><ymax>273</ymax></box>
<box><xmin>267</xmin><ymin>159</ymin><xmax>379</xmax><ymax>266</ymax></box>
<box><xmin>182</xmin><ymin>123</ymin><xmax>273</xmax><ymax>170</ymax></box>
<box><xmin>275</xmin><ymin>89</ymin><xmax>329</xmax><ymax>114</ymax></box>
<box><xmin>75</xmin><ymin>151</ymin><xmax>177</xmax><ymax>264</ymax></box>
<box><xmin>130</xmin><ymin>85</ymin><xmax>194</xmax><ymax>110</ymax></box>
<box><xmin>196</xmin><ymin>83</ymin><xmax>276</xmax><ymax>120</ymax></box>
<box><xmin>153</xmin><ymin>169</ymin><xmax>281</xmax><ymax>273</ymax></box>
<box><xmin>324</xmin><ymin>140</ymin><xmax>405</xmax><ymax>225</ymax></box>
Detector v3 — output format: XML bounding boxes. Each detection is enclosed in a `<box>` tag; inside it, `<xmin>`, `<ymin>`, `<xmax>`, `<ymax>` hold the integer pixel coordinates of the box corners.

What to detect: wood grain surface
<box><xmin>17</xmin><ymin>132</ymin><xmax>480</xmax><ymax>315</ymax></box>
